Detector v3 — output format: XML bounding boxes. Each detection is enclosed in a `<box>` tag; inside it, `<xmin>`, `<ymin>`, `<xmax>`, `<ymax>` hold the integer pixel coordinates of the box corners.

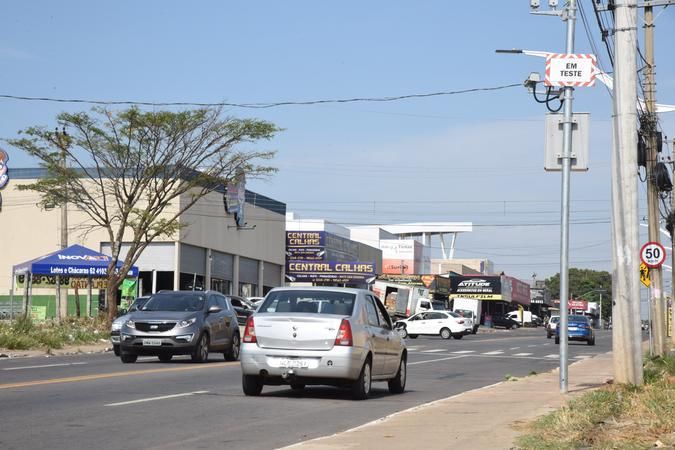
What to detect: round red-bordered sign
<box><xmin>640</xmin><ymin>242</ymin><xmax>667</xmax><ymax>268</ymax></box>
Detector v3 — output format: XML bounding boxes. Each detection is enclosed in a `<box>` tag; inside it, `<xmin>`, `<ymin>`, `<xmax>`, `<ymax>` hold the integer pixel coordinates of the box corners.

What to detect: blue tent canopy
<box><xmin>13</xmin><ymin>244</ymin><xmax>138</xmax><ymax>277</ymax></box>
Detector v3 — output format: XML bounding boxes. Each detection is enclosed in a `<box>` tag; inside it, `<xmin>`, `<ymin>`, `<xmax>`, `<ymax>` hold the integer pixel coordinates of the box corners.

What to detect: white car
<box><xmin>395</xmin><ymin>311</ymin><xmax>467</xmax><ymax>340</ymax></box>
<box><xmin>446</xmin><ymin>310</ymin><xmax>474</xmax><ymax>334</ymax></box>
<box><xmin>546</xmin><ymin>315</ymin><xmax>560</xmax><ymax>338</ymax></box>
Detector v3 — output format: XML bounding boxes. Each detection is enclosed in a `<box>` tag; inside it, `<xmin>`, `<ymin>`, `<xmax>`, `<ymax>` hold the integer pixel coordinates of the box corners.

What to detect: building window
<box><xmin>211</xmin><ymin>278</ymin><xmax>231</xmax><ymax>295</ymax></box>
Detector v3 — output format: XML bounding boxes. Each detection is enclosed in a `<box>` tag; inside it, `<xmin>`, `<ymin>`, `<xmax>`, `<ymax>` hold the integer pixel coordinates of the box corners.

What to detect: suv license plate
<box><xmin>142</xmin><ymin>338</ymin><xmax>162</xmax><ymax>346</ymax></box>
<box><xmin>279</xmin><ymin>359</ymin><xmax>309</xmax><ymax>369</ymax></box>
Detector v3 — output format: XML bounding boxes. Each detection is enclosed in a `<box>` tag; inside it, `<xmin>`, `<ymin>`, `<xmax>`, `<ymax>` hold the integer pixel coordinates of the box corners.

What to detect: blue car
<box><xmin>555</xmin><ymin>314</ymin><xmax>595</xmax><ymax>346</ymax></box>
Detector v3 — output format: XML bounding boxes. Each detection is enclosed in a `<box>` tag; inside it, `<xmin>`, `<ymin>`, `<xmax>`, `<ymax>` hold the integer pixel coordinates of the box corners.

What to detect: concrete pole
<box><xmin>557</xmin><ymin>0</ymin><xmax>577</xmax><ymax>394</ymax></box>
<box><xmin>611</xmin><ymin>0</ymin><xmax>643</xmax><ymax>385</ymax></box>
<box><xmin>644</xmin><ymin>4</ymin><xmax>667</xmax><ymax>356</ymax></box>
<box><xmin>672</xmin><ymin>139</ymin><xmax>675</xmax><ymax>347</ymax></box>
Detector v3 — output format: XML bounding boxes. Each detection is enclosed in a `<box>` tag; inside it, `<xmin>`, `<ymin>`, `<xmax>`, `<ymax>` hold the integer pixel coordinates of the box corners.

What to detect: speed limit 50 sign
<box><xmin>641</xmin><ymin>242</ymin><xmax>667</xmax><ymax>268</ymax></box>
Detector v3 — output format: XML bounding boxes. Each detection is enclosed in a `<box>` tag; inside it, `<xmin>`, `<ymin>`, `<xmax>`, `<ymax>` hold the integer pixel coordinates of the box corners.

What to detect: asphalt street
<box><xmin>0</xmin><ymin>327</ymin><xmax>613</xmax><ymax>450</ymax></box>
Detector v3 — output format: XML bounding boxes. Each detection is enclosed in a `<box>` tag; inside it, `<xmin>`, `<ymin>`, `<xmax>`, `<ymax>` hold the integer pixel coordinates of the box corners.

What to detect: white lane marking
<box><xmin>545</xmin><ymin>354</ymin><xmax>559</xmax><ymax>359</ymax></box>
<box><xmin>105</xmin><ymin>390</ymin><xmax>209</xmax><ymax>407</ymax></box>
<box><xmin>527</xmin><ymin>345</ymin><xmax>538</xmax><ymax>348</ymax></box>
<box><xmin>574</xmin><ymin>355</ymin><xmax>592</xmax><ymax>359</ymax></box>
<box><xmin>513</xmin><ymin>353</ymin><xmax>533</xmax><ymax>356</ymax></box>
<box><xmin>137</xmin><ymin>357</ymin><xmax>157</xmax><ymax>361</ymax></box>
<box><xmin>421</xmin><ymin>349</ymin><xmax>446</xmax><ymax>353</ymax></box>
<box><xmin>509</xmin><ymin>347</ymin><xmax>520</xmax><ymax>350</ymax></box>
<box><xmin>3</xmin><ymin>362</ymin><xmax>87</xmax><ymax>371</ymax></box>
<box><xmin>451</xmin><ymin>350</ymin><xmax>475</xmax><ymax>354</ymax></box>
<box><xmin>408</xmin><ymin>356</ymin><xmax>466</xmax><ymax>366</ymax></box>
<box><xmin>406</xmin><ymin>346</ymin><xmax>422</xmax><ymax>351</ymax></box>
<box><xmin>482</xmin><ymin>351</ymin><xmax>504</xmax><ymax>355</ymax></box>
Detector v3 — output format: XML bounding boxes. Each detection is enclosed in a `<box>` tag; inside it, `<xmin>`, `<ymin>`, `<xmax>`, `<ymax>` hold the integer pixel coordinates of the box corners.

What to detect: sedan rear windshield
<box><xmin>569</xmin><ymin>315</ymin><xmax>589</xmax><ymax>322</ymax></box>
<box><xmin>142</xmin><ymin>293</ymin><xmax>206</xmax><ymax>312</ymax></box>
<box><xmin>259</xmin><ymin>291</ymin><xmax>356</xmax><ymax>315</ymax></box>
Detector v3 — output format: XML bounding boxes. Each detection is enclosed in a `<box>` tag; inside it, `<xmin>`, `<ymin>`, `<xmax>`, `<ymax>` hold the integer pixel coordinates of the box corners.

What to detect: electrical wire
<box><xmin>0</xmin><ymin>84</ymin><xmax>521</xmax><ymax>109</ymax></box>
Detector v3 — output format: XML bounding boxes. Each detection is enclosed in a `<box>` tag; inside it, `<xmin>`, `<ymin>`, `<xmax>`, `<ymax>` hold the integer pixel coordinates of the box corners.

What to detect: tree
<box><xmin>10</xmin><ymin>107</ymin><xmax>278</xmax><ymax>323</ymax></box>
<box><xmin>545</xmin><ymin>268</ymin><xmax>612</xmax><ymax>321</ymax></box>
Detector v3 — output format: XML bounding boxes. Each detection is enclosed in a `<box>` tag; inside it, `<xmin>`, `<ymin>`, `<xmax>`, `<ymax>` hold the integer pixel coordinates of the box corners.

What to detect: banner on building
<box><xmin>449</xmin><ymin>276</ymin><xmax>502</xmax><ymax>301</ymax></box>
<box><xmin>286</xmin><ymin>261</ymin><xmax>375</xmax><ymax>284</ymax></box>
<box><xmin>376</xmin><ymin>274</ymin><xmax>451</xmax><ymax>296</ymax></box>
<box><xmin>16</xmin><ymin>274</ymin><xmax>108</xmax><ymax>290</ymax></box>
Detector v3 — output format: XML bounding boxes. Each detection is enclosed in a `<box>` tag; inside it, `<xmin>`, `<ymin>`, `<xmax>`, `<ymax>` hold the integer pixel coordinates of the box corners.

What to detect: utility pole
<box><xmin>643</xmin><ymin>3</ymin><xmax>667</xmax><ymax>356</ymax></box>
<box><xmin>672</xmin><ymin>137</ymin><xmax>675</xmax><ymax>346</ymax></box>
<box><xmin>611</xmin><ymin>0</ymin><xmax>643</xmax><ymax>385</ymax></box>
<box><xmin>57</xmin><ymin>127</ymin><xmax>69</xmax><ymax>321</ymax></box>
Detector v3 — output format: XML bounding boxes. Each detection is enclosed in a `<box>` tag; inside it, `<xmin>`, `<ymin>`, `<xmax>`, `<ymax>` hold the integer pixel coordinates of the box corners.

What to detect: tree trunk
<box><xmin>106</xmin><ymin>283</ymin><xmax>119</xmax><ymax>325</ymax></box>
<box><xmin>74</xmin><ymin>285</ymin><xmax>81</xmax><ymax>318</ymax></box>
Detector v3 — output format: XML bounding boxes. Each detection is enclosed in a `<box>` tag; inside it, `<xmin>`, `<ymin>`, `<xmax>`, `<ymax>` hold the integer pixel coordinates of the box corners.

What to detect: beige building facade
<box><xmin>0</xmin><ymin>168</ymin><xmax>286</xmax><ymax>308</ymax></box>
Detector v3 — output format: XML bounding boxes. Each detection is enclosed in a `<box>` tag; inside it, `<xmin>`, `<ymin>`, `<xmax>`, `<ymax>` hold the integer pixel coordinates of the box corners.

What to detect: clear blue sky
<box><xmin>2</xmin><ymin>1</ymin><xmax>675</xmax><ymax>285</ymax></box>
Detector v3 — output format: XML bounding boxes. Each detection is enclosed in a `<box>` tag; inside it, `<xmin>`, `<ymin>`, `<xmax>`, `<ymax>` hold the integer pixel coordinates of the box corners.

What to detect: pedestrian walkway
<box><xmin>285</xmin><ymin>351</ymin><xmax>614</xmax><ymax>449</ymax></box>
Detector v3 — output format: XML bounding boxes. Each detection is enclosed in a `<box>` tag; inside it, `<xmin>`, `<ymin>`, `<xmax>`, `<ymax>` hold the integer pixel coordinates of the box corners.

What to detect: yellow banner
<box><xmin>449</xmin><ymin>294</ymin><xmax>503</xmax><ymax>301</ymax></box>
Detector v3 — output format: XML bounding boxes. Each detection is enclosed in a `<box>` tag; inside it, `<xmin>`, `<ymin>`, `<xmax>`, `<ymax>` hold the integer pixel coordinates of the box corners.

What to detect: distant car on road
<box><xmin>247</xmin><ymin>296</ymin><xmax>266</xmax><ymax>309</ymax></box>
<box><xmin>119</xmin><ymin>290</ymin><xmax>240</xmax><ymax>363</ymax></box>
<box><xmin>546</xmin><ymin>315</ymin><xmax>560</xmax><ymax>339</ymax></box>
<box><xmin>555</xmin><ymin>314</ymin><xmax>595</xmax><ymax>345</ymax></box>
<box><xmin>240</xmin><ymin>287</ymin><xmax>407</xmax><ymax>400</ymax></box>
<box><xmin>229</xmin><ymin>296</ymin><xmax>256</xmax><ymax>325</ymax></box>
<box><xmin>110</xmin><ymin>296</ymin><xmax>151</xmax><ymax>356</ymax></box>
<box><xmin>489</xmin><ymin>314</ymin><xmax>520</xmax><ymax>329</ymax></box>
<box><xmin>395</xmin><ymin>311</ymin><xmax>467</xmax><ymax>339</ymax></box>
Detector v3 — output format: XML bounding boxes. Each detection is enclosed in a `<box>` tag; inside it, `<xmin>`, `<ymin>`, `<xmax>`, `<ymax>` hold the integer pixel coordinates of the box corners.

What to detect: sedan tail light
<box><xmin>334</xmin><ymin>319</ymin><xmax>353</xmax><ymax>346</ymax></box>
<box><xmin>243</xmin><ymin>316</ymin><xmax>257</xmax><ymax>343</ymax></box>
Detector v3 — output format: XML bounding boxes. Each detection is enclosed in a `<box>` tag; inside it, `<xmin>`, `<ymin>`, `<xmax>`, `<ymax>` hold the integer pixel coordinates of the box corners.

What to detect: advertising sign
<box><xmin>286</xmin><ymin>231</ymin><xmax>326</xmax><ymax>261</ymax></box>
<box><xmin>380</xmin><ymin>240</ymin><xmax>423</xmax><ymax>275</ymax></box>
<box><xmin>17</xmin><ymin>274</ymin><xmax>108</xmax><ymax>289</ymax></box>
<box><xmin>30</xmin><ymin>305</ymin><xmax>47</xmax><ymax>321</ymax></box>
<box><xmin>508</xmin><ymin>276</ymin><xmax>531</xmax><ymax>306</ymax></box>
<box><xmin>376</xmin><ymin>274</ymin><xmax>451</xmax><ymax>296</ymax></box>
<box><xmin>225</xmin><ymin>170</ymin><xmax>246</xmax><ymax>227</ymax></box>
<box><xmin>286</xmin><ymin>261</ymin><xmax>375</xmax><ymax>284</ymax></box>
<box><xmin>449</xmin><ymin>276</ymin><xmax>502</xmax><ymax>301</ymax></box>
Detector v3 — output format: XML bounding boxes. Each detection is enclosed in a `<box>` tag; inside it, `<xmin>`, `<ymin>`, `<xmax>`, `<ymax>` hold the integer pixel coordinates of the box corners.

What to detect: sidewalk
<box><xmin>0</xmin><ymin>342</ymin><xmax>112</xmax><ymax>359</ymax></box>
<box><xmin>286</xmin><ymin>351</ymin><xmax>614</xmax><ymax>450</ymax></box>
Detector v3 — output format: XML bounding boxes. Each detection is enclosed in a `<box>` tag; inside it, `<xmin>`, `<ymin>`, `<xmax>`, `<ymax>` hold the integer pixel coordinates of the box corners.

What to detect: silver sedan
<box><xmin>240</xmin><ymin>286</ymin><xmax>407</xmax><ymax>400</ymax></box>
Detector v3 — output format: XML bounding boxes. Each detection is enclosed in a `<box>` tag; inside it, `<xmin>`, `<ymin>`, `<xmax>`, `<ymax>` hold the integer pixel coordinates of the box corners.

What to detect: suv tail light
<box><xmin>334</xmin><ymin>319</ymin><xmax>353</xmax><ymax>346</ymax></box>
<box><xmin>243</xmin><ymin>316</ymin><xmax>257</xmax><ymax>343</ymax></box>
<box><xmin>406</xmin><ymin>307</ymin><xmax>411</xmax><ymax>316</ymax></box>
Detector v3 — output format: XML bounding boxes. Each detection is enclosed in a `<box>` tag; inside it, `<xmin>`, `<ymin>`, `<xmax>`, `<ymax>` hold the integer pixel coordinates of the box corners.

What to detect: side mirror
<box><xmin>208</xmin><ymin>306</ymin><xmax>222</xmax><ymax>314</ymax></box>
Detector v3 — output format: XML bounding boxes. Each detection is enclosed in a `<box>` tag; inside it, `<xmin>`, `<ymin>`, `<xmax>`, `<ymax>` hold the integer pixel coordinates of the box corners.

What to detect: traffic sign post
<box><xmin>641</xmin><ymin>241</ymin><xmax>667</xmax><ymax>268</ymax></box>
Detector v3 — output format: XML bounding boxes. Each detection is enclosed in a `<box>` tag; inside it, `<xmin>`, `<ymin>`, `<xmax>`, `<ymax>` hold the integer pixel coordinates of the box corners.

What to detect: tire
<box><xmin>452</xmin><ymin>333</ymin><xmax>464</xmax><ymax>340</ymax></box>
<box><xmin>440</xmin><ymin>328</ymin><xmax>452</xmax><ymax>340</ymax></box>
<box><xmin>408</xmin><ymin>334</ymin><xmax>418</xmax><ymax>339</ymax></box>
<box><xmin>547</xmin><ymin>333</ymin><xmax>552</xmax><ymax>339</ymax></box>
<box><xmin>225</xmin><ymin>333</ymin><xmax>240</xmax><ymax>361</ymax></box>
<box><xmin>388</xmin><ymin>356</ymin><xmax>407</xmax><ymax>394</ymax></box>
<box><xmin>158</xmin><ymin>354</ymin><xmax>173</xmax><ymax>362</ymax></box>
<box><xmin>290</xmin><ymin>383</ymin><xmax>305</xmax><ymax>390</ymax></box>
<box><xmin>555</xmin><ymin>337</ymin><xmax>560</xmax><ymax>345</ymax></box>
<box><xmin>120</xmin><ymin>353</ymin><xmax>137</xmax><ymax>364</ymax></box>
<box><xmin>472</xmin><ymin>326</ymin><xmax>478</xmax><ymax>335</ymax></box>
<box><xmin>242</xmin><ymin>374</ymin><xmax>264</xmax><ymax>396</ymax></box>
<box><xmin>588</xmin><ymin>337</ymin><xmax>595</xmax><ymax>346</ymax></box>
<box><xmin>397</xmin><ymin>326</ymin><xmax>408</xmax><ymax>339</ymax></box>
<box><xmin>113</xmin><ymin>345</ymin><xmax>120</xmax><ymax>356</ymax></box>
<box><xmin>351</xmin><ymin>358</ymin><xmax>372</xmax><ymax>400</ymax></box>
<box><xmin>191</xmin><ymin>333</ymin><xmax>209</xmax><ymax>363</ymax></box>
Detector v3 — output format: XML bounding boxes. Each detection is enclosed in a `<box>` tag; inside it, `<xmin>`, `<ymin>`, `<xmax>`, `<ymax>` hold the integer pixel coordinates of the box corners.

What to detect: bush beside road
<box><xmin>0</xmin><ymin>316</ymin><xmax>109</xmax><ymax>352</ymax></box>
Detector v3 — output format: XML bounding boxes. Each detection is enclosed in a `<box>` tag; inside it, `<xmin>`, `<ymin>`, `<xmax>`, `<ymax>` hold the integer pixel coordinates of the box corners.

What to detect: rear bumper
<box><xmin>240</xmin><ymin>343</ymin><xmax>366</xmax><ymax>382</ymax></box>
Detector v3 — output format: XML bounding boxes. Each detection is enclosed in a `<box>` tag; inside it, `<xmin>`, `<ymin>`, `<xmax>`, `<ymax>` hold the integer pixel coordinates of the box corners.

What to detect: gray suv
<box><xmin>119</xmin><ymin>291</ymin><xmax>240</xmax><ymax>364</ymax></box>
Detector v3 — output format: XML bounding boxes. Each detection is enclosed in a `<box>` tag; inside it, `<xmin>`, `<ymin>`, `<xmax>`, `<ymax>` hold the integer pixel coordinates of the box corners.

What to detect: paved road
<box><xmin>0</xmin><ymin>328</ymin><xmax>612</xmax><ymax>450</ymax></box>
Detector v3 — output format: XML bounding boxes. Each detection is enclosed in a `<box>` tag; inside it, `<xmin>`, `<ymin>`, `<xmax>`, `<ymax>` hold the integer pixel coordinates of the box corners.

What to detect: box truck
<box><xmin>452</xmin><ymin>297</ymin><xmax>482</xmax><ymax>334</ymax></box>
<box><xmin>372</xmin><ymin>280</ymin><xmax>433</xmax><ymax>320</ymax></box>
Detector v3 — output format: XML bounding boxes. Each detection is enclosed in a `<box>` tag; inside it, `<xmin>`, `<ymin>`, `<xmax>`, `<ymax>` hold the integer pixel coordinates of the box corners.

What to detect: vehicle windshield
<box><xmin>259</xmin><ymin>290</ymin><xmax>356</xmax><ymax>315</ymax></box>
<box><xmin>550</xmin><ymin>316</ymin><xmax>560</xmax><ymax>323</ymax></box>
<box><xmin>446</xmin><ymin>311</ymin><xmax>461</xmax><ymax>318</ymax></box>
<box><xmin>129</xmin><ymin>297</ymin><xmax>150</xmax><ymax>312</ymax></box>
<box><xmin>142</xmin><ymin>293</ymin><xmax>206</xmax><ymax>312</ymax></box>
<box><xmin>569</xmin><ymin>315</ymin><xmax>588</xmax><ymax>323</ymax></box>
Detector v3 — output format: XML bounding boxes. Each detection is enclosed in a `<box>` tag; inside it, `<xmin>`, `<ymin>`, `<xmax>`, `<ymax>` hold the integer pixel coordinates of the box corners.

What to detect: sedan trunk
<box><xmin>253</xmin><ymin>314</ymin><xmax>344</xmax><ymax>351</ymax></box>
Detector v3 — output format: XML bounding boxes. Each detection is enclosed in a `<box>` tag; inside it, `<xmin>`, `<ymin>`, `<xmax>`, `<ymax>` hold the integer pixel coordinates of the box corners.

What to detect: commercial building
<box><xmin>0</xmin><ymin>168</ymin><xmax>286</xmax><ymax>316</ymax></box>
<box><xmin>449</xmin><ymin>274</ymin><xmax>531</xmax><ymax>323</ymax></box>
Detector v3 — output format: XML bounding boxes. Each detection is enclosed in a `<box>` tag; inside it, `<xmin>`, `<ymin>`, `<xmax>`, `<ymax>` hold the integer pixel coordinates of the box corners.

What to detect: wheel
<box><xmin>242</xmin><ymin>374</ymin><xmax>264</xmax><ymax>396</ymax></box>
<box><xmin>388</xmin><ymin>355</ymin><xmax>407</xmax><ymax>394</ymax></box>
<box><xmin>396</xmin><ymin>326</ymin><xmax>408</xmax><ymax>339</ymax></box>
<box><xmin>440</xmin><ymin>328</ymin><xmax>452</xmax><ymax>340</ymax></box>
<box><xmin>113</xmin><ymin>345</ymin><xmax>120</xmax><ymax>356</ymax></box>
<box><xmin>547</xmin><ymin>332</ymin><xmax>552</xmax><ymax>339</ymax></box>
<box><xmin>290</xmin><ymin>383</ymin><xmax>305</xmax><ymax>390</ymax></box>
<box><xmin>452</xmin><ymin>333</ymin><xmax>464</xmax><ymax>340</ymax></box>
<box><xmin>191</xmin><ymin>333</ymin><xmax>209</xmax><ymax>363</ymax></box>
<box><xmin>555</xmin><ymin>337</ymin><xmax>560</xmax><ymax>345</ymax></box>
<box><xmin>472</xmin><ymin>326</ymin><xmax>478</xmax><ymax>335</ymax></box>
<box><xmin>158</xmin><ymin>354</ymin><xmax>173</xmax><ymax>362</ymax></box>
<box><xmin>351</xmin><ymin>358</ymin><xmax>372</xmax><ymax>400</ymax></box>
<box><xmin>588</xmin><ymin>337</ymin><xmax>595</xmax><ymax>346</ymax></box>
<box><xmin>120</xmin><ymin>353</ymin><xmax>137</xmax><ymax>364</ymax></box>
<box><xmin>408</xmin><ymin>334</ymin><xmax>418</xmax><ymax>339</ymax></box>
<box><xmin>225</xmin><ymin>333</ymin><xmax>240</xmax><ymax>361</ymax></box>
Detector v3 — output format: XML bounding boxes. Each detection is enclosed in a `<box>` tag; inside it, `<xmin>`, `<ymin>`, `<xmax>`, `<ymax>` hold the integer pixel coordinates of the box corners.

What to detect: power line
<box><xmin>0</xmin><ymin>83</ymin><xmax>521</xmax><ymax>109</ymax></box>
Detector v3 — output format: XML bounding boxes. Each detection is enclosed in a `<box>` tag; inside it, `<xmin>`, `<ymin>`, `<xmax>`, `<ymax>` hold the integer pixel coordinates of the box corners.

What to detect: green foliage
<box><xmin>545</xmin><ymin>268</ymin><xmax>612</xmax><ymax>319</ymax></box>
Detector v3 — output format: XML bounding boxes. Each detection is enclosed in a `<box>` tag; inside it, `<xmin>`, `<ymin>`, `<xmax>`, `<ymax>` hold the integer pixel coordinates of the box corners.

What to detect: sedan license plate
<box><xmin>142</xmin><ymin>338</ymin><xmax>162</xmax><ymax>346</ymax></box>
<box><xmin>568</xmin><ymin>326</ymin><xmax>578</xmax><ymax>331</ymax></box>
<box><xmin>279</xmin><ymin>359</ymin><xmax>309</xmax><ymax>369</ymax></box>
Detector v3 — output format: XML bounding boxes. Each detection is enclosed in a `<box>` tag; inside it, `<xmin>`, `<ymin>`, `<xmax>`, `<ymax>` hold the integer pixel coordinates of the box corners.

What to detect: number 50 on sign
<box><xmin>641</xmin><ymin>242</ymin><xmax>667</xmax><ymax>268</ymax></box>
